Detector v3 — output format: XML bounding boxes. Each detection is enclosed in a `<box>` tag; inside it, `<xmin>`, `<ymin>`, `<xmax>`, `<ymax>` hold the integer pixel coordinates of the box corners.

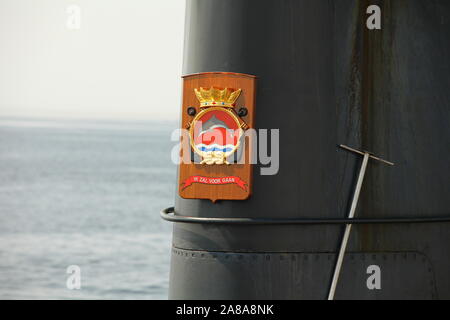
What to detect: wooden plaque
<box><xmin>178</xmin><ymin>72</ymin><xmax>257</xmax><ymax>202</ymax></box>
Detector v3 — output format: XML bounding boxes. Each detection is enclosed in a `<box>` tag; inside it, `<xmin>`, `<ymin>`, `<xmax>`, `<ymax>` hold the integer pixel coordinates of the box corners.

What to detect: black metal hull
<box><xmin>167</xmin><ymin>0</ymin><xmax>450</xmax><ymax>299</ymax></box>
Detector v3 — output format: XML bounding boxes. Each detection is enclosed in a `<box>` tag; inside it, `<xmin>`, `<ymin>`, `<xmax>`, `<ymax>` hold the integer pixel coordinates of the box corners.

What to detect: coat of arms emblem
<box><xmin>178</xmin><ymin>72</ymin><xmax>256</xmax><ymax>202</ymax></box>
<box><xmin>190</xmin><ymin>87</ymin><xmax>246</xmax><ymax>165</ymax></box>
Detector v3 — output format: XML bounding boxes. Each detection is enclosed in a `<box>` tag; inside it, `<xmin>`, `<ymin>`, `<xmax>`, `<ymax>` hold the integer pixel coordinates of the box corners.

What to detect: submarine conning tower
<box><xmin>161</xmin><ymin>0</ymin><xmax>450</xmax><ymax>299</ymax></box>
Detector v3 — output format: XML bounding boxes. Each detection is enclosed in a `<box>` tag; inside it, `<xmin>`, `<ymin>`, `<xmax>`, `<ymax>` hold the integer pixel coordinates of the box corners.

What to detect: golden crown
<box><xmin>194</xmin><ymin>87</ymin><xmax>241</xmax><ymax>108</ymax></box>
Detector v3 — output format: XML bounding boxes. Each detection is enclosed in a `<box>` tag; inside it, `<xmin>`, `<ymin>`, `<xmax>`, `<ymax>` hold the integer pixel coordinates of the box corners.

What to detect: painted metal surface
<box><xmin>167</xmin><ymin>0</ymin><xmax>450</xmax><ymax>299</ymax></box>
<box><xmin>170</xmin><ymin>249</ymin><xmax>437</xmax><ymax>300</ymax></box>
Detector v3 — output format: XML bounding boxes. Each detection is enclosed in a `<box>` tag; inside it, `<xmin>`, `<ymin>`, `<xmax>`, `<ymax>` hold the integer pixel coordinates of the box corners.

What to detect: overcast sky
<box><xmin>0</xmin><ymin>0</ymin><xmax>185</xmax><ymax>121</ymax></box>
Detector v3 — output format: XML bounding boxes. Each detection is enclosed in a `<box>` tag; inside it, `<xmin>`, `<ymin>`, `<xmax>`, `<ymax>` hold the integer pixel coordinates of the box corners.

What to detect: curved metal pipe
<box><xmin>161</xmin><ymin>207</ymin><xmax>450</xmax><ymax>225</ymax></box>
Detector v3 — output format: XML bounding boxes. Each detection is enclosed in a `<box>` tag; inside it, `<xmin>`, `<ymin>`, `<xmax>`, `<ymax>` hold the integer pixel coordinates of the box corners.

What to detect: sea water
<box><xmin>0</xmin><ymin>117</ymin><xmax>177</xmax><ymax>299</ymax></box>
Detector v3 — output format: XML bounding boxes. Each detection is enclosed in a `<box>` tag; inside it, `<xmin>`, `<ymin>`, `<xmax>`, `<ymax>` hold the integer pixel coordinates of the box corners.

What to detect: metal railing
<box><xmin>161</xmin><ymin>206</ymin><xmax>450</xmax><ymax>225</ymax></box>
